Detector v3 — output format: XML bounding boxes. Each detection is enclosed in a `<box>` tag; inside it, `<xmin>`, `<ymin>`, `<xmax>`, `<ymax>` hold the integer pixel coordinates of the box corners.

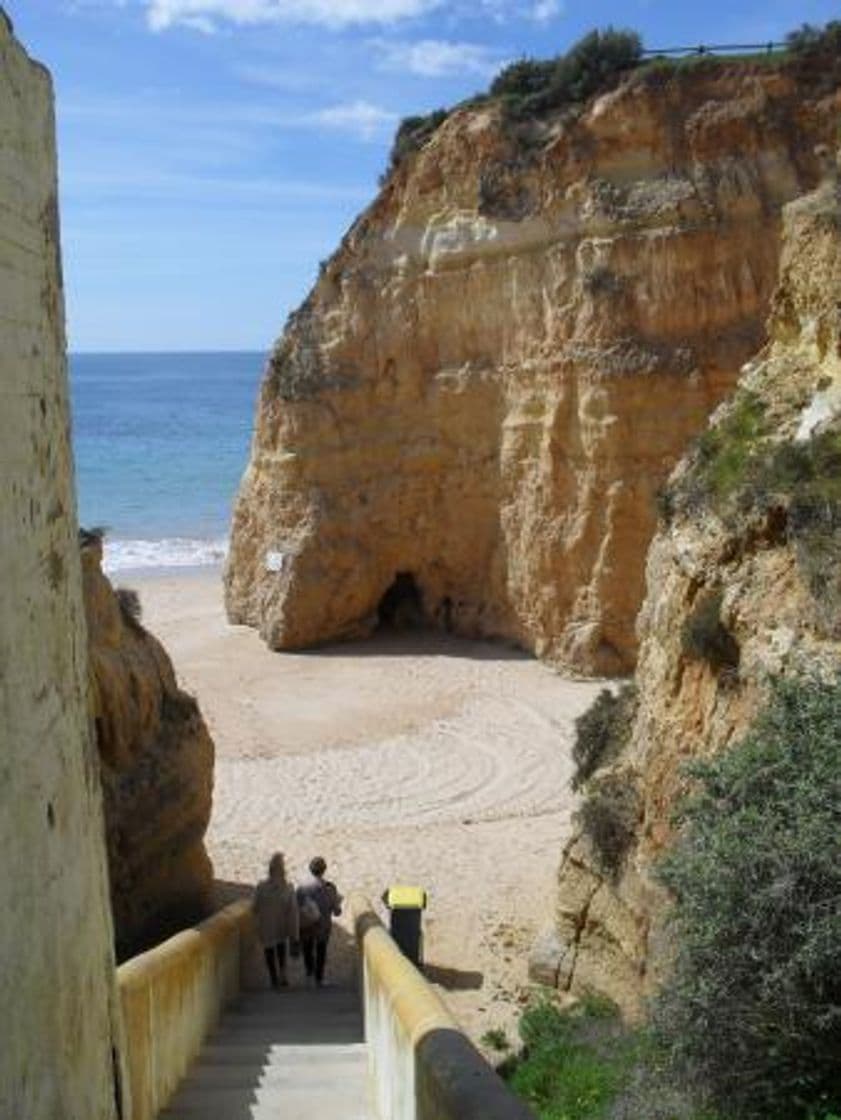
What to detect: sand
<box><xmin>133</xmin><ymin>567</ymin><xmax>603</xmax><ymax>1048</ymax></box>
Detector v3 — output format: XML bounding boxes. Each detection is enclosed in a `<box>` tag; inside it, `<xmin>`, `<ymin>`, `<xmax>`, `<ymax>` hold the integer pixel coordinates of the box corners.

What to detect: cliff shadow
<box><xmin>423</xmin><ymin>962</ymin><xmax>484</xmax><ymax>991</ymax></box>
<box><xmin>300</xmin><ymin>631</ymin><xmax>531</xmax><ymax>662</ymax></box>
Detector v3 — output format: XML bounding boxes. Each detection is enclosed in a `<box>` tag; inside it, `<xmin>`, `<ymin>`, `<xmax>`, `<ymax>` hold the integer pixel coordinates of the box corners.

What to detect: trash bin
<box><xmin>383</xmin><ymin>885</ymin><xmax>427</xmax><ymax>967</ymax></box>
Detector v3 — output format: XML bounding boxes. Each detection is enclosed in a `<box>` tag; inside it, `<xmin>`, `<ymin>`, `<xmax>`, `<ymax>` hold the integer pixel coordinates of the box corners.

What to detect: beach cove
<box><xmin>133</xmin><ymin>566</ymin><xmax>602</xmax><ymax>1043</ymax></box>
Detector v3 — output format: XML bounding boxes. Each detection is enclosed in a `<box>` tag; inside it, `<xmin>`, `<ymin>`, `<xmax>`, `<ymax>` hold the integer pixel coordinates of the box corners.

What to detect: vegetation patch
<box><xmin>681</xmin><ymin>590</ymin><xmax>740</xmax><ymax>673</ymax></box>
<box><xmin>385</xmin><ymin>109</ymin><xmax>450</xmax><ymax>175</ymax></box>
<box><xmin>384</xmin><ymin>18</ymin><xmax>841</xmax><ymax>176</ymax></box>
<box><xmin>655</xmin><ymin>675</ymin><xmax>841</xmax><ymax>1119</ymax></box>
<box><xmin>670</xmin><ymin>416</ymin><xmax>841</xmax><ymax>635</ymax></box>
<box><xmin>502</xmin><ymin>995</ymin><xmax>720</xmax><ymax>1120</ymax></box>
<box><xmin>579</xmin><ymin>773</ymin><xmax>640</xmax><ymax>882</ymax></box>
<box><xmin>786</xmin><ymin>20</ymin><xmax>841</xmax><ymax>55</ymax></box>
<box><xmin>572</xmin><ymin>684</ymin><xmax>638</xmax><ymax>791</ymax></box>
<box><xmin>680</xmin><ymin>390</ymin><xmax>769</xmax><ymax>509</ymax></box>
<box><xmin>491</xmin><ymin>28</ymin><xmax>642</xmax><ymax>120</ymax></box>
<box><xmin>502</xmin><ymin>995</ymin><xmax>635</xmax><ymax>1119</ymax></box>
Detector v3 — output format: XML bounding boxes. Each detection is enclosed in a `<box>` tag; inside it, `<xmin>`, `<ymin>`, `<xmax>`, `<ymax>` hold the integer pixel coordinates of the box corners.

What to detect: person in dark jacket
<box><xmin>296</xmin><ymin>856</ymin><xmax>342</xmax><ymax>987</ymax></box>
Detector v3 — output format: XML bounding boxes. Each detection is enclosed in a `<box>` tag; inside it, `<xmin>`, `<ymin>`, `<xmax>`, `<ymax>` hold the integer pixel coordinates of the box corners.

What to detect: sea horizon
<box><xmin>70</xmin><ymin>350</ymin><xmax>265</xmax><ymax>575</ymax></box>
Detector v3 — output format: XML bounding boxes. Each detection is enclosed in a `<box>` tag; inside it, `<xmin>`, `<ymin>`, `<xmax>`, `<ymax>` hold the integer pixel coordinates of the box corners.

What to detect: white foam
<box><xmin>103</xmin><ymin>537</ymin><xmax>228</xmax><ymax>574</ymax></box>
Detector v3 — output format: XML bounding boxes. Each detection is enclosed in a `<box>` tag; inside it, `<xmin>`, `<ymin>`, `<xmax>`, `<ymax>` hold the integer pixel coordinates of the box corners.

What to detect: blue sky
<box><xmin>6</xmin><ymin>0</ymin><xmax>839</xmax><ymax>351</ymax></box>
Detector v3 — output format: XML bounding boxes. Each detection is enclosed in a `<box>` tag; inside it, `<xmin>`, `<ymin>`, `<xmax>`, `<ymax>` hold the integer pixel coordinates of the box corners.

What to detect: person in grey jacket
<box><xmin>296</xmin><ymin>857</ymin><xmax>342</xmax><ymax>987</ymax></box>
<box><xmin>253</xmin><ymin>852</ymin><xmax>299</xmax><ymax>989</ymax></box>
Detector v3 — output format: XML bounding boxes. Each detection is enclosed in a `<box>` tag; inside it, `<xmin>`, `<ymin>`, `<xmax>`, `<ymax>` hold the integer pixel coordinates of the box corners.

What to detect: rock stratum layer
<box><xmin>227</xmin><ymin>59</ymin><xmax>841</xmax><ymax>672</ymax></box>
<box><xmin>541</xmin><ymin>174</ymin><xmax>841</xmax><ymax>1016</ymax></box>
<box><xmin>82</xmin><ymin>540</ymin><xmax>215</xmax><ymax>960</ymax></box>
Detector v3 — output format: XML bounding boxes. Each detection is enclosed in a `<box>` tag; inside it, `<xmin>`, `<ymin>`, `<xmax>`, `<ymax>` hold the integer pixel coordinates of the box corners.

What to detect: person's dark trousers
<box><xmin>264</xmin><ymin>941</ymin><xmax>287</xmax><ymax>988</ymax></box>
<box><xmin>302</xmin><ymin>937</ymin><xmax>328</xmax><ymax>983</ymax></box>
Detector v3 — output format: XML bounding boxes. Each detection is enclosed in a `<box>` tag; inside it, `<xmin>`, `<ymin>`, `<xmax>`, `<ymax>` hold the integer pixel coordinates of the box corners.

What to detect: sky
<box><xmin>6</xmin><ymin>0</ymin><xmax>840</xmax><ymax>352</ymax></box>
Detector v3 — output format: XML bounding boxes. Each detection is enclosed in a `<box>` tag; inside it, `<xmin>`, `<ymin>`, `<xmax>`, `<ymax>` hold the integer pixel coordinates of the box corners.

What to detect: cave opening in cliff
<box><xmin>377</xmin><ymin>572</ymin><xmax>424</xmax><ymax>630</ymax></box>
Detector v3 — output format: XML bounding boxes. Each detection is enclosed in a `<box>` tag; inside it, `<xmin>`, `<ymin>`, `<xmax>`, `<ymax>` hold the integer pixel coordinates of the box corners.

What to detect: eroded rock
<box><xmin>226</xmin><ymin>59</ymin><xmax>841</xmax><ymax>673</ymax></box>
<box><xmin>548</xmin><ymin>173</ymin><xmax>841</xmax><ymax>1016</ymax></box>
<box><xmin>81</xmin><ymin>538</ymin><xmax>215</xmax><ymax>960</ymax></box>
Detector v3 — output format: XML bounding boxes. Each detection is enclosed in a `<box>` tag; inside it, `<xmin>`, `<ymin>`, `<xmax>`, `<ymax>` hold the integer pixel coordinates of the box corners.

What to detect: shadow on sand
<box><xmin>424</xmin><ymin>962</ymin><xmax>484</xmax><ymax>991</ymax></box>
<box><xmin>298</xmin><ymin>630</ymin><xmax>531</xmax><ymax>663</ymax></box>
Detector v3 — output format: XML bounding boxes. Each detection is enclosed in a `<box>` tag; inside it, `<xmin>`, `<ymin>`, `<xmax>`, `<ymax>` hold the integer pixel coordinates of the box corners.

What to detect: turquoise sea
<box><xmin>69</xmin><ymin>351</ymin><xmax>265</xmax><ymax>573</ymax></box>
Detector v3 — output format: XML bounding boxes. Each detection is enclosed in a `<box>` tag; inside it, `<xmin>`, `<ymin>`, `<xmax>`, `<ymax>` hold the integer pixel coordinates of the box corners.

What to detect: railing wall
<box><xmin>351</xmin><ymin>896</ymin><xmax>535</xmax><ymax>1120</ymax></box>
<box><xmin>117</xmin><ymin>900</ymin><xmax>253</xmax><ymax>1120</ymax></box>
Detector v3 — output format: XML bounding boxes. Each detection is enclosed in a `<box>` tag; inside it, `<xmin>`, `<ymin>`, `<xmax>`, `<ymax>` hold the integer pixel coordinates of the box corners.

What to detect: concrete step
<box><xmin>158</xmin><ymin>986</ymin><xmax>374</xmax><ymax>1119</ymax></box>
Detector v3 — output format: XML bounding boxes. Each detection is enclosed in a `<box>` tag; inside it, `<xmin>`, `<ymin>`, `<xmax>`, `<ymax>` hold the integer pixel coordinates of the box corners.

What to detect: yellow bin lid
<box><xmin>386</xmin><ymin>885</ymin><xmax>427</xmax><ymax>909</ymax></box>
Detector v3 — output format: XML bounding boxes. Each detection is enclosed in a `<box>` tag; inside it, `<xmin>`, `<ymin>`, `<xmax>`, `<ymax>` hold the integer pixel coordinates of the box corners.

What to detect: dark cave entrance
<box><xmin>377</xmin><ymin>571</ymin><xmax>424</xmax><ymax>630</ymax></box>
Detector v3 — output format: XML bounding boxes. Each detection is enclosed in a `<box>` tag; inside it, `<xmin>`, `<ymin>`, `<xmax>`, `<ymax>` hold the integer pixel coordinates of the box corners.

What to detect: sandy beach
<box><xmin>133</xmin><ymin>566</ymin><xmax>603</xmax><ymax>1046</ymax></box>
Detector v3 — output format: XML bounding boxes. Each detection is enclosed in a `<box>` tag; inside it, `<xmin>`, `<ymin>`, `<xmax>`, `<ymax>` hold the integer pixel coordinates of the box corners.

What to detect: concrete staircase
<box><xmin>159</xmin><ymin>986</ymin><xmax>374</xmax><ymax>1120</ymax></box>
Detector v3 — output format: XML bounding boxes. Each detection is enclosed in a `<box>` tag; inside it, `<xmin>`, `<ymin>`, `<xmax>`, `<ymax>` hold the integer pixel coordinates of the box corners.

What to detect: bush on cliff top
<box><xmin>385</xmin><ymin>26</ymin><xmax>642</xmax><ymax>172</ymax></box>
<box><xmin>656</xmin><ymin>674</ymin><xmax>841</xmax><ymax>1119</ymax></box>
<box><xmin>786</xmin><ymin>20</ymin><xmax>841</xmax><ymax>55</ymax></box>
<box><xmin>495</xmin><ymin>27</ymin><xmax>643</xmax><ymax>119</ymax></box>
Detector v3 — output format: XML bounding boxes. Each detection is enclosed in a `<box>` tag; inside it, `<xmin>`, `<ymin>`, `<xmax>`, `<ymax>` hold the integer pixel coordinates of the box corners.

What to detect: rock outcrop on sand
<box><xmin>226</xmin><ymin>58</ymin><xmax>841</xmax><ymax>673</ymax></box>
<box><xmin>81</xmin><ymin>537</ymin><xmax>215</xmax><ymax>960</ymax></box>
<box><xmin>540</xmin><ymin>172</ymin><xmax>841</xmax><ymax>1016</ymax></box>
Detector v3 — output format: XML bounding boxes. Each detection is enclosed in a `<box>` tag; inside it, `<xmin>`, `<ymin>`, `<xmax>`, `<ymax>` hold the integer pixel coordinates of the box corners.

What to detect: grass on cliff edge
<box><xmin>384</xmin><ymin>18</ymin><xmax>841</xmax><ymax>174</ymax></box>
<box><xmin>498</xmin><ymin>993</ymin><xmax>720</xmax><ymax>1120</ymax></box>
<box><xmin>500</xmin><ymin>992</ymin><xmax>841</xmax><ymax>1120</ymax></box>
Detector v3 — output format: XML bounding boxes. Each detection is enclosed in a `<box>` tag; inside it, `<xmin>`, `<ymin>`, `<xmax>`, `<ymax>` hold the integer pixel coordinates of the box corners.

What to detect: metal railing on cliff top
<box><xmin>643</xmin><ymin>42</ymin><xmax>786</xmax><ymax>57</ymax></box>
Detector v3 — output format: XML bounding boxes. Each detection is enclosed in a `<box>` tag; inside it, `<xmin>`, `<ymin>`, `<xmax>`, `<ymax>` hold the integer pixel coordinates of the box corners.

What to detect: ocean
<box><xmin>69</xmin><ymin>351</ymin><xmax>265</xmax><ymax>574</ymax></box>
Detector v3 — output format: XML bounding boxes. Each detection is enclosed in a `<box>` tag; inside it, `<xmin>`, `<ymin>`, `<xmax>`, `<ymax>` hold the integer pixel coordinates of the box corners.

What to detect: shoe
<box><xmin>279</xmin><ymin>976</ymin><xmax>289</xmax><ymax>988</ymax></box>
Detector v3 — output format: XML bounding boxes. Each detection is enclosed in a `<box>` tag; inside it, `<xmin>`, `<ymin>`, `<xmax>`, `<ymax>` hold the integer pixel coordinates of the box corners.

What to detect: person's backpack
<box><xmin>299</xmin><ymin>894</ymin><xmax>320</xmax><ymax>930</ymax></box>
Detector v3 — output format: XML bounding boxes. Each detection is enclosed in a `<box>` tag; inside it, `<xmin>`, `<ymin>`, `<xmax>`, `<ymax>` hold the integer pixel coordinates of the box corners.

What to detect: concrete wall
<box><xmin>118</xmin><ymin>900</ymin><xmax>254</xmax><ymax>1120</ymax></box>
<box><xmin>0</xmin><ymin>10</ymin><xmax>125</xmax><ymax>1119</ymax></box>
<box><xmin>351</xmin><ymin>897</ymin><xmax>535</xmax><ymax>1120</ymax></box>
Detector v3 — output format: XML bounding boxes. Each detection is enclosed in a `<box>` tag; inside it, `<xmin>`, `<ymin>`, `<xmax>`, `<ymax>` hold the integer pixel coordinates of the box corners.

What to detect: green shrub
<box><xmin>386</xmin><ymin>109</ymin><xmax>449</xmax><ymax>173</ymax></box>
<box><xmin>505</xmin><ymin>996</ymin><xmax>633</xmax><ymax>1119</ymax></box>
<box><xmin>580</xmin><ymin>772</ymin><xmax>640</xmax><ymax>881</ymax></box>
<box><xmin>490</xmin><ymin>57</ymin><xmax>556</xmax><ymax>98</ymax></box>
<box><xmin>495</xmin><ymin>27</ymin><xmax>642</xmax><ymax>121</ymax></box>
<box><xmin>692</xmin><ymin>390</ymin><xmax>769</xmax><ymax>504</ymax></box>
<box><xmin>481</xmin><ymin>1027</ymin><xmax>511</xmax><ymax>1052</ymax></box>
<box><xmin>552</xmin><ymin>28</ymin><xmax>642</xmax><ymax>103</ymax></box>
<box><xmin>786</xmin><ymin>20</ymin><xmax>841</xmax><ymax>55</ymax></box>
<box><xmin>656</xmin><ymin>675</ymin><xmax>841</xmax><ymax>1119</ymax></box>
<box><xmin>681</xmin><ymin>590</ymin><xmax>739</xmax><ymax>672</ymax></box>
<box><xmin>572</xmin><ymin>684</ymin><xmax>638</xmax><ymax>791</ymax></box>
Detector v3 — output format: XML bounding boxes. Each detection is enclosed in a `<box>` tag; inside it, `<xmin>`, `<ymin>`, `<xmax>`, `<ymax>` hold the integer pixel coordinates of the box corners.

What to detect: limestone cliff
<box><xmin>81</xmin><ymin>538</ymin><xmax>215</xmax><ymax>960</ymax></box>
<box><xmin>227</xmin><ymin>58</ymin><xmax>841</xmax><ymax>673</ymax></box>
<box><xmin>0</xmin><ymin>12</ymin><xmax>125</xmax><ymax>1117</ymax></box>
<box><xmin>541</xmin><ymin>174</ymin><xmax>841</xmax><ymax>1016</ymax></box>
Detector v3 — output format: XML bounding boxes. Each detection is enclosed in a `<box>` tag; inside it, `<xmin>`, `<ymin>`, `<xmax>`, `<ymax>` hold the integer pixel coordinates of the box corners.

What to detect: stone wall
<box><xmin>0</xmin><ymin>12</ymin><xmax>123</xmax><ymax>1117</ymax></box>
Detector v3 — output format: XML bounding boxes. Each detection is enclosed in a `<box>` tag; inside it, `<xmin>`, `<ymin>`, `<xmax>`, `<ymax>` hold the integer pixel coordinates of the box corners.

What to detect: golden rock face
<box><xmin>82</xmin><ymin>541</ymin><xmax>215</xmax><ymax>961</ymax></box>
<box><xmin>548</xmin><ymin>179</ymin><xmax>841</xmax><ymax>1017</ymax></box>
<box><xmin>226</xmin><ymin>61</ymin><xmax>841</xmax><ymax>674</ymax></box>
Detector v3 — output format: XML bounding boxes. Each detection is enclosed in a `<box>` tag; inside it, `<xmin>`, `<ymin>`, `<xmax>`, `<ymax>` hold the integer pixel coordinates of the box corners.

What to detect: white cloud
<box><xmin>530</xmin><ymin>0</ymin><xmax>561</xmax><ymax>22</ymax></box>
<box><xmin>372</xmin><ymin>37</ymin><xmax>501</xmax><ymax>78</ymax></box>
<box><xmin>145</xmin><ymin>0</ymin><xmax>440</xmax><ymax>31</ymax></box>
<box><xmin>313</xmin><ymin>100</ymin><xmax>397</xmax><ymax>140</ymax></box>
